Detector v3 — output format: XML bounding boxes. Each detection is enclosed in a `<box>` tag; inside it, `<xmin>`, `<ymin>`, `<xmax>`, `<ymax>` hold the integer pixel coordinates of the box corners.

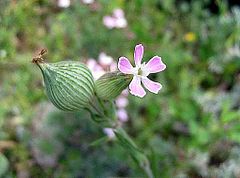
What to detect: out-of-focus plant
<box><xmin>1</xmin><ymin>0</ymin><xmax>240</xmax><ymax>177</ymax></box>
<box><xmin>0</xmin><ymin>153</ymin><xmax>9</xmax><ymax>177</ymax></box>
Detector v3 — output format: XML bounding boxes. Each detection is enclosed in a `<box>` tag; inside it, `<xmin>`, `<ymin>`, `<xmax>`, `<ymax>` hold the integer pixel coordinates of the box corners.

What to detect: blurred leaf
<box><xmin>0</xmin><ymin>153</ymin><xmax>8</xmax><ymax>177</ymax></box>
<box><xmin>90</xmin><ymin>136</ymin><xmax>108</xmax><ymax>147</ymax></box>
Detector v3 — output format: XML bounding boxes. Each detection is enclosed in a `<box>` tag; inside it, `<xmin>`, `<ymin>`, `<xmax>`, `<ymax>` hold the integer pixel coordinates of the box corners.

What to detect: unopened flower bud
<box><xmin>35</xmin><ymin>59</ymin><xmax>95</xmax><ymax>111</ymax></box>
<box><xmin>95</xmin><ymin>71</ymin><xmax>132</xmax><ymax>100</ymax></box>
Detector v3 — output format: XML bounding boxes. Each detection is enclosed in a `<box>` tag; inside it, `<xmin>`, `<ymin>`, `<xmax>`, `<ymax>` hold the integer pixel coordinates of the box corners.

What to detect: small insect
<box><xmin>32</xmin><ymin>48</ymin><xmax>48</xmax><ymax>64</ymax></box>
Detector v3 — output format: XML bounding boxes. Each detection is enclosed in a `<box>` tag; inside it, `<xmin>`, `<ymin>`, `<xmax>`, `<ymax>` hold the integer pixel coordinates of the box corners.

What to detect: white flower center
<box><xmin>132</xmin><ymin>62</ymin><xmax>149</xmax><ymax>77</ymax></box>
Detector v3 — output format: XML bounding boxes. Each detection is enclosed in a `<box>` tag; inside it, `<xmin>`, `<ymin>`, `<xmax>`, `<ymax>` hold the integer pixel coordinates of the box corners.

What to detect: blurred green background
<box><xmin>0</xmin><ymin>0</ymin><xmax>240</xmax><ymax>177</ymax></box>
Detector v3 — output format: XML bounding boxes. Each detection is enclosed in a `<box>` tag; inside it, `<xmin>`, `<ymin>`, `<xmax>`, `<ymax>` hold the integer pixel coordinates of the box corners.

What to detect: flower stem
<box><xmin>89</xmin><ymin>96</ymin><xmax>154</xmax><ymax>177</ymax></box>
<box><xmin>114</xmin><ymin>127</ymin><xmax>154</xmax><ymax>178</ymax></box>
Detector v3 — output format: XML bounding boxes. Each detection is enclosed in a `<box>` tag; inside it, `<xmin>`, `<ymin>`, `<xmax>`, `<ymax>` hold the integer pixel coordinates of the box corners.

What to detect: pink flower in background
<box><xmin>117</xmin><ymin>108</ymin><xmax>128</xmax><ymax>122</ymax></box>
<box><xmin>103</xmin><ymin>8</ymin><xmax>127</xmax><ymax>29</ymax></box>
<box><xmin>103</xmin><ymin>16</ymin><xmax>116</xmax><ymax>29</ymax></box>
<box><xmin>99</xmin><ymin>52</ymin><xmax>114</xmax><ymax>66</ymax></box>
<box><xmin>86</xmin><ymin>58</ymin><xmax>105</xmax><ymax>80</ymax></box>
<box><xmin>112</xmin><ymin>9</ymin><xmax>127</xmax><ymax>28</ymax></box>
<box><xmin>114</xmin><ymin>17</ymin><xmax>127</xmax><ymax>29</ymax></box>
<box><xmin>103</xmin><ymin>128</ymin><xmax>115</xmax><ymax>139</ymax></box>
<box><xmin>86</xmin><ymin>52</ymin><xmax>116</xmax><ymax>80</ymax></box>
<box><xmin>118</xmin><ymin>44</ymin><xmax>166</xmax><ymax>98</ymax></box>
<box><xmin>113</xmin><ymin>9</ymin><xmax>124</xmax><ymax>18</ymax></box>
<box><xmin>115</xmin><ymin>90</ymin><xmax>129</xmax><ymax>122</ymax></box>
<box><xmin>115</xmin><ymin>96</ymin><xmax>128</xmax><ymax>108</ymax></box>
<box><xmin>121</xmin><ymin>89</ymin><xmax>129</xmax><ymax>96</ymax></box>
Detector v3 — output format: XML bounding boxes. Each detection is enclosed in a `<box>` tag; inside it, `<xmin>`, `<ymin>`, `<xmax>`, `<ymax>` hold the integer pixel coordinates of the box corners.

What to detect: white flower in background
<box><xmin>116</xmin><ymin>108</ymin><xmax>128</xmax><ymax>122</ymax></box>
<box><xmin>103</xmin><ymin>16</ymin><xmax>116</xmax><ymax>29</ymax></box>
<box><xmin>121</xmin><ymin>89</ymin><xmax>129</xmax><ymax>96</ymax></box>
<box><xmin>115</xmin><ymin>96</ymin><xmax>128</xmax><ymax>108</ymax></box>
<box><xmin>86</xmin><ymin>58</ymin><xmax>105</xmax><ymax>80</ymax></box>
<box><xmin>57</xmin><ymin>0</ymin><xmax>70</xmax><ymax>8</ymax></box>
<box><xmin>115</xmin><ymin>93</ymin><xmax>129</xmax><ymax>122</ymax></box>
<box><xmin>113</xmin><ymin>9</ymin><xmax>124</xmax><ymax>18</ymax></box>
<box><xmin>103</xmin><ymin>128</ymin><xmax>115</xmax><ymax>139</ymax></box>
<box><xmin>110</xmin><ymin>62</ymin><xmax>117</xmax><ymax>72</ymax></box>
<box><xmin>115</xmin><ymin>18</ymin><xmax>127</xmax><ymax>28</ymax></box>
<box><xmin>99</xmin><ymin>52</ymin><xmax>114</xmax><ymax>66</ymax></box>
<box><xmin>0</xmin><ymin>49</ymin><xmax>7</xmax><ymax>58</ymax></box>
<box><xmin>86</xmin><ymin>53</ymin><xmax>115</xmax><ymax>80</ymax></box>
<box><xmin>113</xmin><ymin>8</ymin><xmax>127</xmax><ymax>28</ymax></box>
<box><xmin>103</xmin><ymin>8</ymin><xmax>127</xmax><ymax>29</ymax></box>
<box><xmin>228</xmin><ymin>44</ymin><xmax>240</xmax><ymax>58</ymax></box>
<box><xmin>82</xmin><ymin>0</ymin><xmax>94</xmax><ymax>4</ymax></box>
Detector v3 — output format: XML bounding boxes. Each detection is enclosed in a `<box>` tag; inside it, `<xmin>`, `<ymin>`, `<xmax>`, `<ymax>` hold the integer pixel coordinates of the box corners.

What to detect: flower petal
<box><xmin>117</xmin><ymin>108</ymin><xmax>128</xmax><ymax>122</ymax></box>
<box><xmin>134</xmin><ymin>44</ymin><xmax>144</xmax><ymax>66</ymax></box>
<box><xmin>99</xmin><ymin>52</ymin><xmax>113</xmax><ymax>66</ymax></box>
<box><xmin>103</xmin><ymin>128</ymin><xmax>115</xmax><ymax>139</ymax></box>
<box><xmin>118</xmin><ymin>57</ymin><xmax>133</xmax><ymax>74</ymax></box>
<box><xmin>116</xmin><ymin>96</ymin><xmax>128</xmax><ymax>108</ymax></box>
<box><xmin>103</xmin><ymin>16</ymin><xmax>116</xmax><ymax>29</ymax></box>
<box><xmin>144</xmin><ymin>56</ymin><xmax>166</xmax><ymax>73</ymax></box>
<box><xmin>113</xmin><ymin>8</ymin><xmax>124</xmax><ymax>18</ymax></box>
<box><xmin>129</xmin><ymin>76</ymin><xmax>146</xmax><ymax>98</ymax></box>
<box><xmin>142</xmin><ymin>77</ymin><xmax>162</xmax><ymax>94</ymax></box>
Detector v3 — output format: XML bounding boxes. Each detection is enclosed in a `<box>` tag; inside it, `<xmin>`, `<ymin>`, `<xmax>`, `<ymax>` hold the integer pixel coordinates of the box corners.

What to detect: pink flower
<box><xmin>113</xmin><ymin>9</ymin><xmax>124</xmax><ymax>18</ymax></box>
<box><xmin>103</xmin><ymin>128</ymin><xmax>115</xmax><ymax>139</ymax></box>
<box><xmin>116</xmin><ymin>96</ymin><xmax>128</xmax><ymax>108</ymax></box>
<box><xmin>98</xmin><ymin>52</ymin><xmax>114</xmax><ymax>66</ymax></box>
<box><xmin>121</xmin><ymin>89</ymin><xmax>129</xmax><ymax>97</ymax></box>
<box><xmin>118</xmin><ymin>44</ymin><xmax>166</xmax><ymax>98</ymax></box>
<box><xmin>115</xmin><ymin>18</ymin><xmax>127</xmax><ymax>28</ymax></box>
<box><xmin>113</xmin><ymin>9</ymin><xmax>127</xmax><ymax>28</ymax></box>
<box><xmin>103</xmin><ymin>8</ymin><xmax>127</xmax><ymax>29</ymax></box>
<box><xmin>86</xmin><ymin>58</ymin><xmax>105</xmax><ymax>80</ymax></box>
<box><xmin>103</xmin><ymin>16</ymin><xmax>116</xmax><ymax>29</ymax></box>
<box><xmin>110</xmin><ymin>62</ymin><xmax>117</xmax><ymax>71</ymax></box>
<box><xmin>117</xmin><ymin>109</ymin><xmax>128</xmax><ymax>122</ymax></box>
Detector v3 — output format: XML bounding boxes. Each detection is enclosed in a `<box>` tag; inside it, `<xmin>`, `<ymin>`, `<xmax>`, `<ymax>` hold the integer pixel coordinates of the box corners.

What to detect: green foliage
<box><xmin>0</xmin><ymin>0</ymin><xmax>240</xmax><ymax>177</ymax></box>
<box><xmin>0</xmin><ymin>153</ymin><xmax>9</xmax><ymax>177</ymax></box>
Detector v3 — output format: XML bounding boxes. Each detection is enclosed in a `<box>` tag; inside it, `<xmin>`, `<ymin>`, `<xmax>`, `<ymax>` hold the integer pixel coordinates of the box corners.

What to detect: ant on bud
<box><xmin>32</xmin><ymin>48</ymin><xmax>48</xmax><ymax>64</ymax></box>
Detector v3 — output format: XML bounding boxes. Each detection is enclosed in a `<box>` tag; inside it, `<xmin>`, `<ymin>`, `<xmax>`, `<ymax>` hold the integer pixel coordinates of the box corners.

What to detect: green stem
<box><xmin>114</xmin><ymin>127</ymin><xmax>154</xmax><ymax>178</ymax></box>
<box><xmin>89</xmin><ymin>101</ymin><xmax>103</xmax><ymax>116</ymax></box>
<box><xmin>96</xmin><ymin>94</ymin><xmax>106</xmax><ymax>114</ymax></box>
<box><xmin>89</xmin><ymin>96</ymin><xmax>154</xmax><ymax>178</ymax></box>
